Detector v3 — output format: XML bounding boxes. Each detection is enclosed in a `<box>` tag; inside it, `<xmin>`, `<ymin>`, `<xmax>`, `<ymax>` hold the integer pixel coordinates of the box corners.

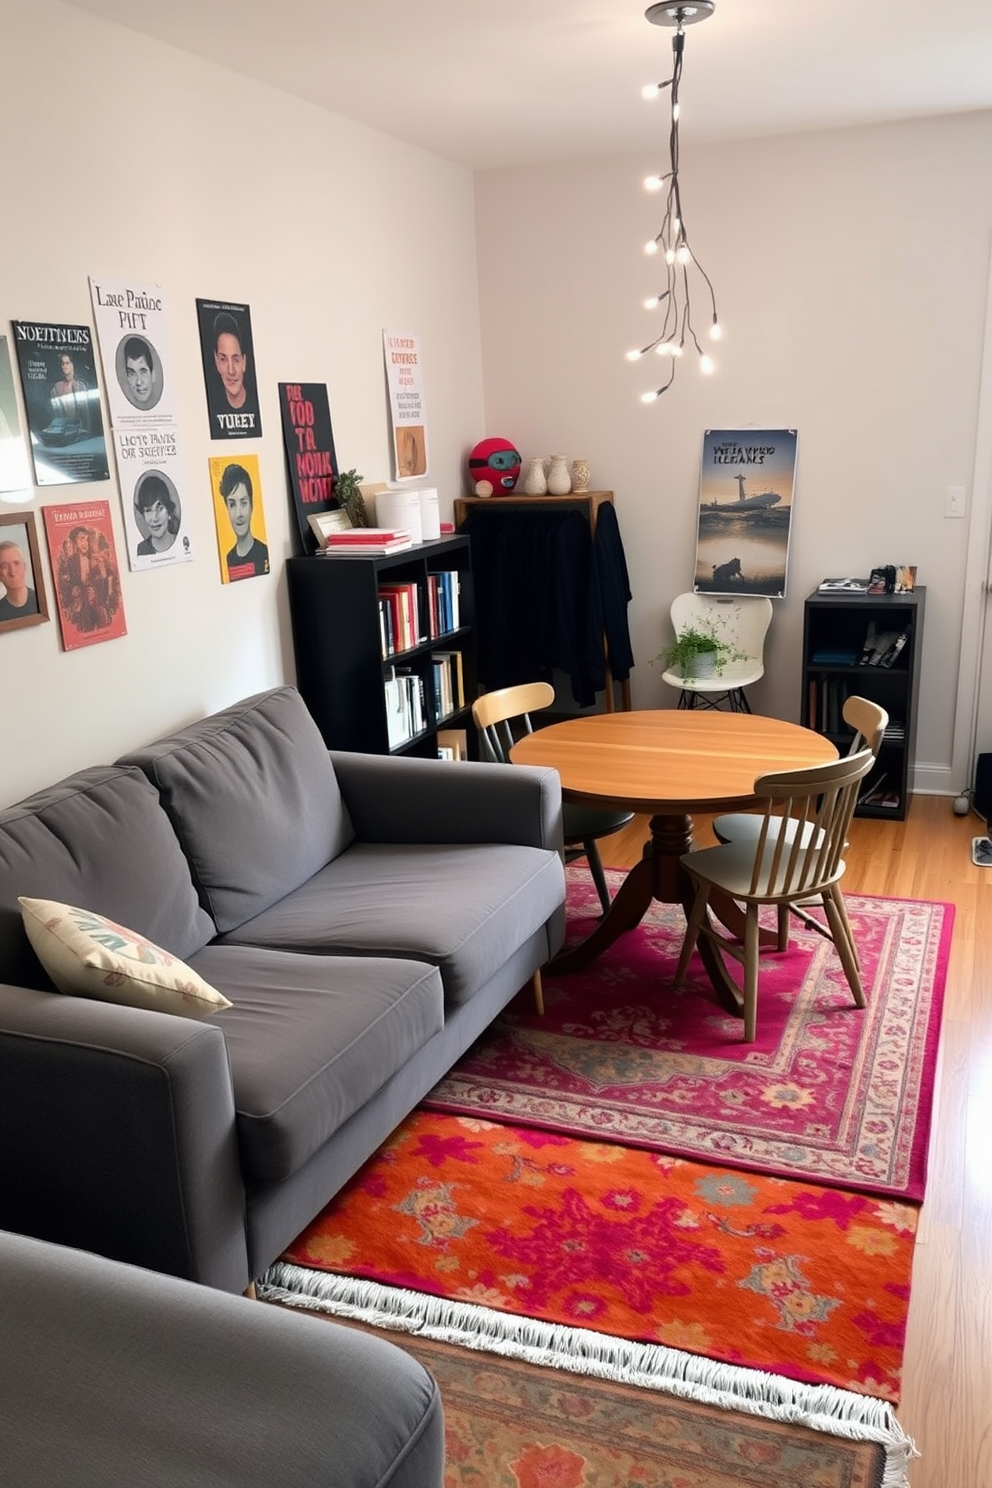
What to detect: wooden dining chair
<box><xmin>472</xmin><ymin>681</ymin><xmax>634</xmax><ymax>916</ymax></box>
<box><xmin>674</xmin><ymin>748</ymin><xmax>875</xmax><ymax>1041</ymax></box>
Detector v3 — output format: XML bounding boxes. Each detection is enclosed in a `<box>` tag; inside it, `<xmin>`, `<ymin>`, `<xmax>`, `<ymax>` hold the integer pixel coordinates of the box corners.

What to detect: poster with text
<box><xmin>383</xmin><ymin>329</ymin><xmax>428</xmax><ymax>481</ymax></box>
<box><xmin>42</xmin><ymin>498</ymin><xmax>127</xmax><ymax>650</ymax></box>
<box><xmin>208</xmin><ymin>453</ymin><xmax>269</xmax><ymax>583</ymax></box>
<box><xmin>196</xmin><ymin>298</ymin><xmax>262</xmax><ymax>440</ymax></box>
<box><xmin>114</xmin><ymin>431</ymin><xmax>194</xmax><ymax>571</ymax></box>
<box><xmin>89</xmin><ymin>276</ymin><xmax>180</xmax><ymax>429</ymax></box>
<box><xmin>278</xmin><ymin>381</ymin><xmax>339</xmax><ymax>553</ymax></box>
<box><xmin>11</xmin><ymin>322</ymin><xmax>109</xmax><ymax>487</ymax></box>
<box><xmin>0</xmin><ymin>334</ymin><xmax>31</xmax><ymax>500</ymax></box>
<box><xmin>693</xmin><ymin>428</ymin><xmax>798</xmax><ymax>599</ymax></box>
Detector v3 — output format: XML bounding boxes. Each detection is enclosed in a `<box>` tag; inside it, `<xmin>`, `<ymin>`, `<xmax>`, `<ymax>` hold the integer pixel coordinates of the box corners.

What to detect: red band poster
<box><xmin>42</xmin><ymin>499</ymin><xmax>127</xmax><ymax>650</ymax></box>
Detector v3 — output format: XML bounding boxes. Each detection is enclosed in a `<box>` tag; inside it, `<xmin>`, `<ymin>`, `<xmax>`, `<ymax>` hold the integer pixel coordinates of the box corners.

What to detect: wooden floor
<box><xmin>606</xmin><ymin>795</ymin><xmax>991</xmax><ymax>1488</ymax></box>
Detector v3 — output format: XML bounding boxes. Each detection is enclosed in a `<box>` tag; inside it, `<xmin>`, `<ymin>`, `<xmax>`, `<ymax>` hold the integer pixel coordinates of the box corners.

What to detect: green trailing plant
<box><xmin>333</xmin><ymin>469</ymin><xmax>369</xmax><ymax>527</ymax></box>
<box><xmin>655</xmin><ymin>619</ymin><xmax>747</xmax><ymax>678</ymax></box>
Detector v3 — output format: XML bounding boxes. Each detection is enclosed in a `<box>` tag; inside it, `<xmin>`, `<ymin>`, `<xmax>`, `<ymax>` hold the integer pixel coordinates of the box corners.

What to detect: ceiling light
<box><xmin>626</xmin><ymin>2</ymin><xmax>722</xmax><ymax>399</ymax></box>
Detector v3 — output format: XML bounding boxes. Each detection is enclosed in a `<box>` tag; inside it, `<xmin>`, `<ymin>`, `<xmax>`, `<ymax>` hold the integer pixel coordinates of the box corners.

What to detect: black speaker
<box><xmin>975</xmin><ymin>752</ymin><xmax>992</xmax><ymax>825</ymax></box>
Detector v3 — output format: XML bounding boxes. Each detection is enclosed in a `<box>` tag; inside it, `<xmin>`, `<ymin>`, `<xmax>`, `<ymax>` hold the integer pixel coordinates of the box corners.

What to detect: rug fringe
<box><xmin>260</xmin><ymin>1262</ymin><xmax>919</xmax><ymax>1487</ymax></box>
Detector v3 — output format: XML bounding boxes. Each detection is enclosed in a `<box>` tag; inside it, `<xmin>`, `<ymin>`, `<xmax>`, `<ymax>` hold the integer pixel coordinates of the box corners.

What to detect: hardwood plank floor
<box><xmin>605</xmin><ymin>794</ymin><xmax>991</xmax><ymax>1488</ymax></box>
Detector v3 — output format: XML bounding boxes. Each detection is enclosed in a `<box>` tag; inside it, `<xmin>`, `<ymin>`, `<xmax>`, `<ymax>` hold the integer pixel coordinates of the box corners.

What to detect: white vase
<box><xmin>571</xmin><ymin>458</ymin><xmax>591</xmax><ymax>493</ymax></box>
<box><xmin>547</xmin><ymin>453</ymin><xmax>571</xmax><ymax>495</ymax></box>
<box><xmin>523</xmin><ymin>457</ymin><xmax>548</xmax><ymax>495</ymax></box>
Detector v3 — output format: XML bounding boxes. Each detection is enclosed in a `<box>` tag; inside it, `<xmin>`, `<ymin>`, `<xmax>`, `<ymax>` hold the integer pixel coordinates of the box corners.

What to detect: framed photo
<box><xmin>308</xmin><ymin>508</ymin><xmax>353</xmax><ymax>546</ymax></box>
<box><xmin>0</xmin><ymin>511</ymin><xmax>49</xmax><ymax>633</ymax></box>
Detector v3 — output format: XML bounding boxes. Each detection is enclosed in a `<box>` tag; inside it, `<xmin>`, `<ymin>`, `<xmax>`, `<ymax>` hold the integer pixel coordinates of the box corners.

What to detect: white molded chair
<box><xmin>675</xmin><ymin>748</ymin><xmax>875</xmax><ymax>1041</ymax></box>
<box><xmin>661</xmin><ymin>593</ymin><xmax>773</xmax><ymax>713</ymax></box>
<box><xmin>472</xmin><ymin>682</ymin><xmax>634</xmax><ymax>918</ymax></box>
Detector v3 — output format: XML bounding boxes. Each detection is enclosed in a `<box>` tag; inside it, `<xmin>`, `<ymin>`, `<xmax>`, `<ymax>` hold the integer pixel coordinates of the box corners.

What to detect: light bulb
<box><xmin>625</xmin><ymin>348</ymin><xmax>643</xmax><ymax>362</ymax></box>
<box><xmin>640</xmin><ymin>390</ymin><xmax>659</xmax><ymax>403</ymax></box>
<box><xmin>671</xmin><ymin>344</ymin><xmax>684</xmax><ymax>358</ymax></box>
<box><xmin>699</xmin><ymin>355</ymin><xmax>715</xmax><ymax>375</ymax></box>
<box><xmin>664</xmin><ymin>248</ymin><xmax>676</xmax><ymax>265</ymax></box>
<box><xmin>676</xmin><ymin>244</ymin><xmax>692</xmax><ymax>265</ymax></box>
<box><xmin>644</xmin><ymin>174</ymin><xmax>664</xmax><ymax>192</ymax></box>
<box><xmin>654</xmin><ymin>342</ymin><xmax>673</xmax><ymax>356</ymax></box>
<box><xmin>643</xmin><ymin>295</ymin><xmax>660</xmax><ymax>310</ymax></box>
<box><xmin>709</xmin><ymin>320</ymin><xmax>723</xmax><ymax>341</ymax></box>
<box><xmin>645</xmin><ymin>239</ymin><xmax>659</xmax><ymax>256</ymax></box>
<box><xmin>642</xmin><ymin>82</ymin><xmax>661</xmax><ymax>101</ymax></box>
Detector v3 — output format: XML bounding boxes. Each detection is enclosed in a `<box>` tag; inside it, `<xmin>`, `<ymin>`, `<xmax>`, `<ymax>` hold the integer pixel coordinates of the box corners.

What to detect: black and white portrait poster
<box><xmin>278</xmin><ymin>382</ymin><xmax>339</xmax><ymax>552</ymax></box>
<box><xmin>114</xmin><ymin>431</ymin><xmax>193</xmax><ymax>571</ymax></box>
<box><xmin>89</xmin><ymin>277</ymin><xmax>179</xmax><ymax>430</ymax></box>
<box><xmin>0</xmin><ymin>334</ymin><xmax>31</xmax><ymax>500</ymax></box>
<box><xmin>11</xmin><ymin>321</ymin><xmax>110</xmax><ymax>487</ymax></box>
<box><xmin>196</xmin><ymin>298</ymin><xmax>262</xmax><ymax>440</ymax></box>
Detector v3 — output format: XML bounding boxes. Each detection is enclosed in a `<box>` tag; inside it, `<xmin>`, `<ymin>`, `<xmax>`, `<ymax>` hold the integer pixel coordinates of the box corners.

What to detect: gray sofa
<box><xmin>0</xmin><ymin>685</ymin><xmax>566</xmax><ymax>1293</ymax></box>
<box><xmin>1</xmin><ymin>1228</ymin><xmax>444</xmax><ymax>1488</ymax></box>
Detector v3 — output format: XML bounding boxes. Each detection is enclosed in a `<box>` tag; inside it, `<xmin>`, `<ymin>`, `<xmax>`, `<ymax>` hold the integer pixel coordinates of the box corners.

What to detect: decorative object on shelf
<box><xmin>654</xmin><ymin>618</ymin><xmax>745</xmax><ymax>680</ymax></box>
<box><xmin>333</xmin><ymin>468</ymin><xmax>369</xmax><ymax>527</ymax></box>
<box><xmin>523</xmin><ymin>456</ymin><xmax>548</xmax><ymax>496</ymax></box>
<box><xmin>467</xmin><ymin>437</ymin><xmax>521</xmax><ymax>497</ymax></box>
<box><xmin>571</xmin><ymin>458</ymin><xmax>591</xmax><ymax>493</ymax></box>
<box><xmin>546</xmin><ymin>453</ymin><xmax>571</xmax><ymax>495</ymax></box>
<box><xmin>626</xmin><ymin>3</ymin><xmax>722</xmax><ymax>401</ymax></box>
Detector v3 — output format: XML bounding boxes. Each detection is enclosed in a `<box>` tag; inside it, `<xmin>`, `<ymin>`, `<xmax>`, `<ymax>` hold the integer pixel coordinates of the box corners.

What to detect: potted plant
<box><xmin>333</xmin><ymin>469</ymin><xmax>370</xmax><ymax>528</ymax></box>
<box><xmin>655</xmin><ymin>620</ymin><xmax>745</xmax><ymax>679</ymax></box>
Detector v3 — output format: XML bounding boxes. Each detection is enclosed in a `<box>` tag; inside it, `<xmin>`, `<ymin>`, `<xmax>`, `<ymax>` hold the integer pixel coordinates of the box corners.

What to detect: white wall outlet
<box><xmin>945</xmin><ymin>485</ymin><xmax>966</xmax><ymax>518</ymax></box>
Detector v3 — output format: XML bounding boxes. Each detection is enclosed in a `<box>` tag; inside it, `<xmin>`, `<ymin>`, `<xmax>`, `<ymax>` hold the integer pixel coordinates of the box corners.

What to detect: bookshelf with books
<box><xmin>801</xmin><ymin>587</ymin><xmax>925</xmax><ymax>820</ymax></box>
<box><xmin>287</xmin><ymin>534</ymin><xmax>477</xmax><ymax>758</ymax></box>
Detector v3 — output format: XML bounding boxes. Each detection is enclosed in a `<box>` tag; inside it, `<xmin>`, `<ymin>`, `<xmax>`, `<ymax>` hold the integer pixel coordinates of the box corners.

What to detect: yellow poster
<box><xmin>208</xmin><ymin>454</ymin><xmax>269</xmax><ymax>584</ymax></box>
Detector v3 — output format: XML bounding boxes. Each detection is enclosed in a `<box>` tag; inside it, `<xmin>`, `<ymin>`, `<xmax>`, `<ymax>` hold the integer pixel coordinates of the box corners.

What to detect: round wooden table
<box><xmin>511</xmin><ymin>710</ymin><xmax>838</xmax><ymax>1003</ymax></box>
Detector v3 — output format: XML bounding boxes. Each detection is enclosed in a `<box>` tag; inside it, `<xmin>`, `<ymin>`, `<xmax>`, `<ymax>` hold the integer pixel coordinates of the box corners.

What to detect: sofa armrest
<box><xmin>2</xmin><ymin>1231</ymin><xmax>444</xmax><ymax>1488</ymax></box>
<box><xmin>0</xmin><ymin>984</ymin><xmax>249</xmax><ymax>1292</ymax></box>
<box><xmin>329</xmin><ymin>751</ymin><xmax>564</xmax><ymax>851</ymax></box>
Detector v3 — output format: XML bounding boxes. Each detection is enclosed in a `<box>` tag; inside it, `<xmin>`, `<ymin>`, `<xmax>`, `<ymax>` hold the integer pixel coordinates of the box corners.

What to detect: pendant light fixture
<box><xmin>627</xmin><ymin>2</ymin><xmax>721</xmax><ymax>401</ymax></box>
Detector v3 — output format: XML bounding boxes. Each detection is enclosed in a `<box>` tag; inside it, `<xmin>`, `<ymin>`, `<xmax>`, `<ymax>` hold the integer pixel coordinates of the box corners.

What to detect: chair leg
<box><xmin>530</xmin><ymin>968</ymin><xmax>545</xmax><ymax>1016</ymax></box>
<box><xmin>822</xmin><ymin>885</ymin><xmax>866</xmax><ymax>1008</ymax></box>
<box><xmin>776</xmin><ymin>902</ymin><xmax>790</xmax><ymax>951</ymax></box>
<box><xmin>830</xmin><ymin>887</ymin><xmax>862</xmax><ymax>973</ymax></box>
<box><xmin>742</xmin><ymin>903</ymin><xmax>760</xmax><ymax>1041</ymax></box>
<box><xmin>675</xmin><ymin>880</ymin><xmax>711</xmax><ymax>983</ymax></box>
<box><xmin>584</xmin><ymin>839</ymin><xmax>612</xmax><ymax>917</ymax></box>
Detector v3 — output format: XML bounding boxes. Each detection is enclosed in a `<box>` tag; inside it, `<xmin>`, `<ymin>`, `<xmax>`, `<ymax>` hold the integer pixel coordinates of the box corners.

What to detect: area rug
<box><xmin>269</xmin><ymin>1108</ymin><xmax>919</xmax><ymax>1403</ymax></box>
<box><xmin>270</xmin><ymin>1310</ymin><xmax>915</xmax><ymax>1488</ymax></box>
<box><xmin>426</xmin><ymin>871</ymin><xmax>952</xmax><ymax>1201</ymax></box>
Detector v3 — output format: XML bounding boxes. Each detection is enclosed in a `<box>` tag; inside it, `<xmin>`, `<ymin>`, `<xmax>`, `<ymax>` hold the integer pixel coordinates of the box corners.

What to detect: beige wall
<box><xmin>475</xmin><ymin>114</ymin><xmax>992</xmax><ymax>795</ymax></box>
<box><xmin>0</xmin><ymin>0</ymin><xmax>484</xmax><ymax>806</ymax></box>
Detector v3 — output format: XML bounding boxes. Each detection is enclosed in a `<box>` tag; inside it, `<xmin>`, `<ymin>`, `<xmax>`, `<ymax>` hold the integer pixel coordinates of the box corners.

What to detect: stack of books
<box><xmin>316</xmin><ymin>527</ymin><xmax>413</xmax><ymax>556</ymax></box>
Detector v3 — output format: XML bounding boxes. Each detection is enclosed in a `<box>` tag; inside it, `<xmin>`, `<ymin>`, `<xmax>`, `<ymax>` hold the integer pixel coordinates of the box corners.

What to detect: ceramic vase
<box><xmin>547</xmin><ymin>453</ymin><xmax>571</xmax><ymax>495</ymax></box>
<box><xmin>523</xmin><ymin>457</ymin><xmax>548</xmax><ymax>496</ymax></box>
<box><xmin>571</xmin><ymin>458</ymin><xmax>591</xmax><ymax>493</ymax></box>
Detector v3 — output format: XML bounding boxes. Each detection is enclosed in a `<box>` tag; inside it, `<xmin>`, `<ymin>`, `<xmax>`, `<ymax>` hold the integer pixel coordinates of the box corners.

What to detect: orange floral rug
<box><xmin>270</xmin><ymin>1108</ymin><xmax>918</xmax><ymax>1404</ymax></box>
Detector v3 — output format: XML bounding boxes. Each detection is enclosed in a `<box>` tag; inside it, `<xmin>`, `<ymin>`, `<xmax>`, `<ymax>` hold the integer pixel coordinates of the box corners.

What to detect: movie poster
<box><xmin>114</xmin><ymin>431</ymin><xmax>193</xmax><ymax>570</ymax></box>
<box><xmin>196</xmin><ymin>298</ymin><xmax>262</xmax><ymax>440</ymax></box>
<box><xmin>693</xmin><ymin>428</ymin><xmax>798</xmax><ymax>599</ymax></box>
<box><xmin>0</xmin><ymin>335</ymin><xmax>31</xmax><ymax>500</ymax></box>
<box><xmin>207</xmin><ymin>453</ymin><xmax>269</xmax><ymax>584</ymax></box>
<box><xmin>383</xmin><ymin>329</ymin><xmax>428</xmax><ymax>481</ymax></box>
<box><xmin>278</xmin><ymin>382</ymin><xmax>339</xmax><ymax>553</ymax></box>
<box><xmin>42</xmin><ymin>498</ymin><xmax>127</xmax><ymax>650</ymax></box>
<box><xmin>89</xmin><ymin>277</ymin><xmax>180</xmax><ymax>430</ymax></box>
<box><xmin>11</xmin><ymin>321</ymin><xmax>110</xmax><ymax>487</ymax></box>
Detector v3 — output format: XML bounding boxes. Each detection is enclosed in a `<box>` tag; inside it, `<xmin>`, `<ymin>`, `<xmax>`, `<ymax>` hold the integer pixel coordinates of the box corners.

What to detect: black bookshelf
<box><xmin>801</xmin><ymin>587</ymin><xmax>925</xmax><ymax>820</ymax></box>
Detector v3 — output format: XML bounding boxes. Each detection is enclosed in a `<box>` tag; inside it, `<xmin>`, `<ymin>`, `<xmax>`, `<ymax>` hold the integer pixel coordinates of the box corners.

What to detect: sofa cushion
<box><xmin>219</xmin><ymin>841</ymin><xmax>566</xmax><ymax>1007</ymax></box>
<box><xmin>188</xmin><ymin>944</ymin><xmax>444</xmax><ymax>1184</ymax></box>
<box><xmin>118</xmin><ymin>687</ymin><xmax>355</xmax><ymax>934</ymax></box>
<box><xmin>0</xmin><ymin>766</ymin><xmax>216</xmax><ymax>992</ymax></box>
<box><xmin>19</xmin><ymin>897</ymin><xmax>232</xmax><ymax>1019</ymax></box>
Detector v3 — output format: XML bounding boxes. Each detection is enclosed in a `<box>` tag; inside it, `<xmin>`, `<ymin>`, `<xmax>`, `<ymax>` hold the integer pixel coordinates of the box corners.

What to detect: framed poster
<box><xmin>42</xmin><ymin>499</ymin><xmax>127</xmax><ymax>650</ymax></box>
<box><xmin>383</xmin><ymin>329</ymin><xmax>428</xmax><ymax>481</ymax></box>
<box><xmin>208</xmin><ymin>454</ymin><xmax>269</xmax><ymax>583</ymax></box>
<box><xmin>196</xmin><ymin>298</ymin><xmax>262</xmax><ymax>439</ymax></box>
<box><xmin>0</xmin><ymin>511</ymin><xmax>49</xmax><ymax>633</ymax></box>
<box><xmin>11</xmin><ymin>321</ymin><xmax>110</xmax><ymax>487</ymax></box>
<box><xmin>278</xmin><ymin>382</ymin><xmax>339</xmax><ymax>553</ymax></box>
<box><xmin>693</xmin><ymin>429</ymin><xmax>798</xmax><ymax>599</ymax></box>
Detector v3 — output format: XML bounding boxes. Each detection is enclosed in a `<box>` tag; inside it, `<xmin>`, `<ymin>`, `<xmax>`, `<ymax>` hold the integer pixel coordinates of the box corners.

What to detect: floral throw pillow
<box><xmin>19</xmin><ymin>897</ymin><xmax>231</xmax><ymax>1019</ymax></box>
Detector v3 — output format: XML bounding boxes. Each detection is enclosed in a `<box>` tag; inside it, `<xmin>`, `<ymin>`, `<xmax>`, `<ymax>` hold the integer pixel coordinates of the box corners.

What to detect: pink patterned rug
<box><xmin>426</xmin><ymin>869</ymin><xmax>952</xmax><ymax>1201</ymax></box>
